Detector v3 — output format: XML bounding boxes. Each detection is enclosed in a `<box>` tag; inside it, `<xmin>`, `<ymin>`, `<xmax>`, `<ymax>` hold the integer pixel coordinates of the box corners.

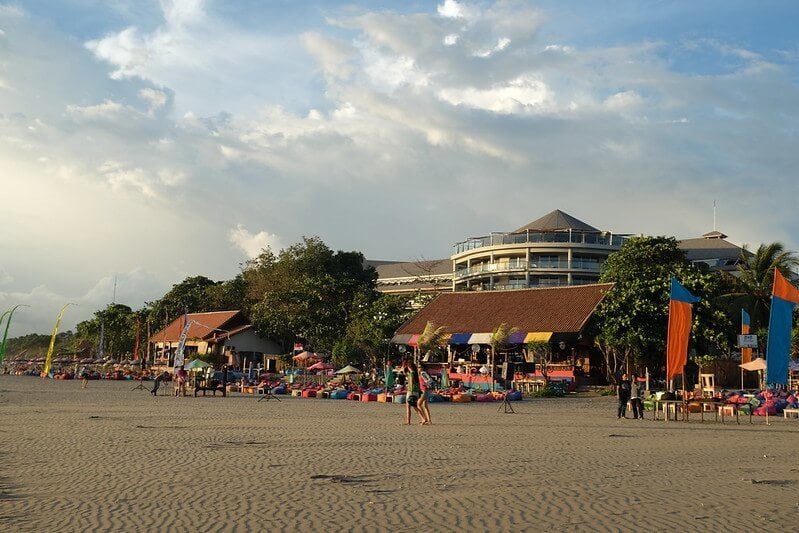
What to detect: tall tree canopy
<box><xmin>145</xmin><ymin>276</ymin><xmax>224</xmax><ymax>329</ymax></box>
<box><xmin>245</xmin><ymin>237</ymin><xmax>378</xmax><ymax>353</ymax></box>
<box><xmin>593</xmin><ymin>236</ymin><xmax>731</xmax><ymax>377</ymax></box>
<box><xmin>75</xmin><ymin>303</ymin><xmax>136</xmax><ymax>357</ymax></box>
<box><xmin>333</xmin><ymin>293</ymin><xmax>413</xmax><ymax>368</ymax></box>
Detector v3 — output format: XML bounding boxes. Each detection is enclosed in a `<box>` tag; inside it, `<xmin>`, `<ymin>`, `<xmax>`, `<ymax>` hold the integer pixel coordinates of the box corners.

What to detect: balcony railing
<box><xmin>454</xmin><ymin>259</ymin><xmax>602</xmax><ymax>278</ymax></box>
<box><xmin>457</xmin><ymin>277</ymin><xmax>599</xmax><ymax>292</ymax></box>
<box><xmin>454</xmin><ymin>230</ymin><xmax>628</xmax><ymax>254</ymax></box>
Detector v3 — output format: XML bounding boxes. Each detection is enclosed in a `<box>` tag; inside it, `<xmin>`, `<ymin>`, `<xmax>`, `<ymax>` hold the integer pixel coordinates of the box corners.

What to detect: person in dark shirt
<box><xmin>151</xmin><ymin>371</ymin><xmax>169</xmax><ymax>396</ymax></box>
<box><xmin>617</xmin><ymin>373</ymin><xmax>631</xmax><ymax>419</ymax></box>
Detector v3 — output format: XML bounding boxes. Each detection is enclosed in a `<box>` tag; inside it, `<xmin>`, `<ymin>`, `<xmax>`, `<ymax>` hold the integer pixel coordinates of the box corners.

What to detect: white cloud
<box><xmin>138</xmin><ymin>87</ymin><xmax>169</xmax><ymax>114</ymax></box>
<box><xmin>2</xmin><ymin>0</ymin><xmax>798</xmax><ymax>335</ymax></box>
<box><xmin>0</xmin><ymin>268</ymin><xmax>13</xmax><ymax>285</ymax></box>
<box><xmin>228</xmin><ymin>225</ymin><xmax>284</xmax><ymax>258</ymax></box>
<box><xmin>438</xmin><ymin>75</ymin><xmax>552</xmax><ymax>114</ymax></box>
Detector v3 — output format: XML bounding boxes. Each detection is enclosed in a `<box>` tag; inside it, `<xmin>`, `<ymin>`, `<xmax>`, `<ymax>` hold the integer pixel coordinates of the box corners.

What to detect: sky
<box><xmin>2</xmin><ymin>0</ymin><xmax>798</xmax><ymax>335</ymax></box>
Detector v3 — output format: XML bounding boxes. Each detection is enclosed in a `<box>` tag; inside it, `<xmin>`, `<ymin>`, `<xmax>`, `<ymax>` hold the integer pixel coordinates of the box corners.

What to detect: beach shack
<box><xmin>149</xmin><ymin>310</ymin><xmax>281</xmax><ymax>371</ymax></box>
<box><xmin>391</xmin><ymin>284</ymin><xmax>613</xmax><ymax>391</ymax></box>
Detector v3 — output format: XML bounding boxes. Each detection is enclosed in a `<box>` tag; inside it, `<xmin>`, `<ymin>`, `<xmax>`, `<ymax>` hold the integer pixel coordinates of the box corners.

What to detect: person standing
<box><xmin>79</xmin><ymin>366</ymin><xmax>90</xmax><ymax>389</ymax></box>
<box><xmin>630</xmin><ymin>373</ymin><xmax>644</xmax><ymax>419</ymax></box>
<box><xmin>418</xmin><ymin>366</ymin><xmax>433</xmax><ymax>425</ymax></box>
<box><xmin>175</xmin><ymin>367</ymin><xmax>189</xmax><ymax>397</ymax></box>
<box><xmin>402</xmin><ymin>359</ymin><xmax>425</xmax><ymax>425</ymax></box>
<box><xmin>617</xmin><ymin>373</ymin><xmax>631</xmax><ymax>419</ymax></box>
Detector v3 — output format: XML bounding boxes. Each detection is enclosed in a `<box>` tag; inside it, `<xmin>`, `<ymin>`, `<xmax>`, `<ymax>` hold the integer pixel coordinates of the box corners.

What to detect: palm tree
<box><xmin>490</xmin><ymin>323</ymin><xmax>518</xmax><ymax>391</ymax></box>
<box><xmin>490</xmin><ymin>323</ymin><xmax>518</xmax><ymax>358</ymax></box>
<box><xmin>727</xmin><ymin>242</ymin><xmax>799</xmax><ymax>329</ymax></box>
<box><xmin>416</xmin><ymin>321</ymin><xmax>448</xmax><ymax>363</ymax></box>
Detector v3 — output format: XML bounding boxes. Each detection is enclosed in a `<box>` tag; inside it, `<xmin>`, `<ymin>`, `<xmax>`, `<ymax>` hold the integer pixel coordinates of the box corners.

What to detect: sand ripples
<box><xmin>1</xmin><ymin>379</ymin><xmax>798</xmax><ymax>531</ymax></box>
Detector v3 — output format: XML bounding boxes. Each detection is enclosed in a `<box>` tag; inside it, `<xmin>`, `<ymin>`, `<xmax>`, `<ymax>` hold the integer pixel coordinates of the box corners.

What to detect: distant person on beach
<box><xmin>175</xmin><ymin>367</ymin><xmax>189</xmax><ymax>397</ymax></box>
<box><xmin>629</xmin><ymin>373</ymin><xmax>644</xmax><ymax>419</ymax></box>
<box><xmin>418</xmin><ymin>367</ymin><xmax>432</xmax><ymax>425</ymax></box>
<box><xmin>617</xmin><ymin>373</ymin><xmax>631</xmax><ymax>419</ymax></box>
<box><xmin>151</xmin><ymin>371</ymin><xmax>169</xmax><ymax>396</ymax></box>
<box><xmin>402</xmin><ymin>359</ymin><xmax>426</xmax><ymax>425</ymax></box>
<box><xmin>79</xmin><ymin>366</ymin><xmax>90</xmax><ymax>389</ymax></box>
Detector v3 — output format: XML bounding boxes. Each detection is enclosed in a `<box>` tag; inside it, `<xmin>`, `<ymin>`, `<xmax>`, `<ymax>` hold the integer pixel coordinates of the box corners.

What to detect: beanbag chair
<box><xmin>330</xmin><ymin>390</ymin><xmax>349</xmax><ymax>400</ymax></box>
<box><xmin>475</xmin><ymin>393</ymin><xmax>494</xmax><ymax>402</ymax></box>
<box><xmin>428</xmin><ymin>394</ymin><xmax>447</xmax><ymax>403</ymax></box>
<box><xmin>393</xmin><ymin>394</ymin><xmax>406</xmax><ymax>404</ymax></box>
<box><xmin>506</xmin><ymin>390</ymin><xmax>523</xmax><ymax>401</ymax></box>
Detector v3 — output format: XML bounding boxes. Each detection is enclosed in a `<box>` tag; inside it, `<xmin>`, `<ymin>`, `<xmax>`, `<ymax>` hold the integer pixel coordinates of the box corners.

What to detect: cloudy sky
<box><xmin>2</xmin><ymin>0</ymin><xmax>798</xmax><ymax>334</ymax></box>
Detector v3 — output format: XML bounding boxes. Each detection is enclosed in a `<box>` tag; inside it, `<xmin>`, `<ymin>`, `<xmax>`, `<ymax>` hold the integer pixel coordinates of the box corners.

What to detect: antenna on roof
<box><xmin>713</xmin><ymin>199</ymin><xmax>717</xmax><ymax>231</ymax></box>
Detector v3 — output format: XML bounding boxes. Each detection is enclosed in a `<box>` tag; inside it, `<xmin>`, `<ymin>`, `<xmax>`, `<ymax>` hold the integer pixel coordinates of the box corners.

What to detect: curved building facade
<box><xmin>451</xmin><ymin>210</ymin><xmax>629</xmax><ymax>292</ymax></box>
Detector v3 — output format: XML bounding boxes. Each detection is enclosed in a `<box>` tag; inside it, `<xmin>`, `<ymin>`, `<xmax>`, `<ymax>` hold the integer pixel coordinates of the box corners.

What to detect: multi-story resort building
<box><xmin>450</xmin><ymin>210</ymin><xmax>628</xmax><ymax>292</ymax></box>
<box><xmin>373</xmin><ymin>209</ymin><xmax>748</xmax><ymax>295</ymax></box>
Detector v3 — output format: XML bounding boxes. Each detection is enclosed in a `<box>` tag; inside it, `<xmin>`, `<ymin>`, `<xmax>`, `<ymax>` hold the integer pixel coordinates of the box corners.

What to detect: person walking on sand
<box><xmin>151</xmin><ymin>371</ymin><xmax>169</xmax><ymax>396</ymax></box>
<box><xmin>630</xmin><ymin>373</ymin><xmax>644</xmax><ymax>419</ymax></box>
<box><xmin>402</xmin><ymin>359</ymin><xmax>426</xmax><ymax>425</ymax></box>
<box><xmin>79</xmin><ymin>366</ymin><xmax>90</xmax><ymax>389</ymax></box>
<box><xmin>617</xmin><ymin>372</ymin><xmax>631</xmax><ymax>419</ymax></box>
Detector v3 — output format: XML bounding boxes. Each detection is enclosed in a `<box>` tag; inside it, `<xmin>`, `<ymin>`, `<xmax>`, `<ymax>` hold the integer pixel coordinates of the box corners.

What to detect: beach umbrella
<box><xmin>335</xmin><ymin>364</ymin><xmax>362</xmax><ymax>375</ymax></box>
<box><xmin>307</xmin><ymin>361</ymin><xmax>333</xmax><ymax>371</ymax></box>
<box><xmin>293</xmin><ymin>351</ymin><xmax>315</xmax><ymax>362</ymax></box>
<box><xmin>184</xmin><ymin>359</ymin><xmax>211</xmax><ymax>371</ymax></box>
<box><xmin>739</xmin><ymin>358</ymin><xmax>767</xmax><ymax>371</ymax></box>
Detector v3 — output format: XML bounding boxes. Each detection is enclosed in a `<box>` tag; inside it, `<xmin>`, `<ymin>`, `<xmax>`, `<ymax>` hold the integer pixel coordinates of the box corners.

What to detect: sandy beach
<box><xmin>1</xmin><ymin>376</ymin><xmax>797</xmax><ymax>532</ymax></box>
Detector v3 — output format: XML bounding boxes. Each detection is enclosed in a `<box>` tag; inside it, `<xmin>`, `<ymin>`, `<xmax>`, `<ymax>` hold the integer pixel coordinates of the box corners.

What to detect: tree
<box><xmin>334</xmin><ymin>294</ymin><xmax>414</xmax><ymax>369</ymax></box>
<box><xmin>245</xmin><ymin>237</ymin><xmax>378</xmax><ymax>353</ymax></box>
<box><xmin>417</xmin><ymin>320</ymin><xmax>448</xmax><ymax>363</ymax></box>
<box><xmin>146</xmin><ymin>276</ymin><xmax>219</xmax><ymax>330</ymax></box>
<box><xmin>723</xmin><ymin>242</ymin><xmax>799</xmax><ymax>330</ymax></box>
<box><xmin>526</xmin><ymin>341</ymin><xmax>552</xmax><ymax>382</ymax></box>
<box><xmin>490</xmin><ymin>323</ymin><xmax>517</xmax><ymax>355</ymax></box>
<box><xmin>594</xmin><ymin>236</ymin><xmax>732</xmax><ymax>380</ymax></box>
<box><xmin>75</xmin><ymin>303</ymin><xmax>136</xmax><ymax>358</ymax></box>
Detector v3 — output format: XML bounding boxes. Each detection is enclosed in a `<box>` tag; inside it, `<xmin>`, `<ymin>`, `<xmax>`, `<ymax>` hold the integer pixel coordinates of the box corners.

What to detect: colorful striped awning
<box><xmin>449</xmin><ymin>333</ymin><xmax>472</xmax><ymax>345</ymax></box>
<box><xmin>391</xmin><ymin>334</ymin><xmax>413</xmax><ymax>344</ymax></box>
<box><xmin>508</xmin><ymin>331</ymin><xmax>528</xmax><ymax>344</ymax></box>
<box><xmin>524</xmin><ymin>332</ymin><xmax>553</xmax><ymax>343</ymax></box>
<box><xmin>408</xmin><ymin>334</ymin><xmax>420</xmax><ymax>347</ymax></box>
<box><xmin>439</xmin><ymin>333</ymin><xmax>452</xmax><ymax>346</ymax></box>
<box><xmin>467</xmin><ymin>333</ymin><xmax>493</xmax><ymax>344</ymax></box>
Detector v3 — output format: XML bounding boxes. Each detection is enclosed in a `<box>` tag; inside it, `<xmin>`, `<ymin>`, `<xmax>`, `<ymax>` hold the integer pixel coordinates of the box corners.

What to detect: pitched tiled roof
<box><xmin>678</xmin><ymin>233</ymin><xmax>745</xmax><ymax>262</ymax></box>
<box><xmin>149</xmin><ymin>310</ymin><xmax>245</xmax><ymax>343</ymax></box>
<box><xmin>395</xmin><ymin>283</ymin><xmax>613</xmax><ymax>335</ymax></box>
<box><xmin>513</xmin><ymin>209</ymin><xmax>599</xmax><ymax>233</ymax></box>
<box><xmin>369</xmin><ymin>259</ymin><xmax>452</xmax><ymax>279</ymax></box>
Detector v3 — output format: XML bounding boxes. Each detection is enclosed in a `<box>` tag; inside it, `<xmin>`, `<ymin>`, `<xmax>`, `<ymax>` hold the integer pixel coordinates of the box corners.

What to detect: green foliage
<box><xmin>4</xmin><ymin>331</ymin><xmax>74</xmax><ymax>358</ymax></box>
<box><xmin>490</xmin><ymin>323</ymin><xmax>518</xmax><ymax>355</ymax></box>
<box><xmin>530</xmin><ymin>383</ymin><xmax>566</xmax><ymax>398</ymax></box>
<box><xmin>340</xmin><ymin>294</ymin><xmax>414</xmax><ymax>368</ymax></box>
<box><xmin>722</xmin><ymin>242</ymin><xmax>799</xmax><ymax>330</ymax></box>
<box><xmin>594</xmin><ymin>236</ymin><xmax>732</xmax><ymax>375</ymax></box>
<box><xmin>417</xmin><ymin>320</ymin><xmax>448</xmax><ymax>363</ymax></box>
<box><xmin>146</xmin><ymin>276</ymin><xmax>220</xmax><ymax>329</ymax></box>
<box><xmin>245</xmin><ymin>236</ymin><xmax>378</xmax><ymax>353</ymax></box>
<box><xmin>75</xmin><ymin>303</ymin><xmax>137</xmax><ymax>357</ymax></box>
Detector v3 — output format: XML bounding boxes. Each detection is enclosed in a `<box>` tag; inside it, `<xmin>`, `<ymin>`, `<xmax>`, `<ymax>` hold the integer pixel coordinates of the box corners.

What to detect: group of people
<box><xmin>402</xmin><ymin>359</ymin><xmax>432</xmax><ymax>425</ymax></box>
<box><xmin>616</xmin><ymin>372</ymin><xmax>645</xmax><ymax>419</ymax></box>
